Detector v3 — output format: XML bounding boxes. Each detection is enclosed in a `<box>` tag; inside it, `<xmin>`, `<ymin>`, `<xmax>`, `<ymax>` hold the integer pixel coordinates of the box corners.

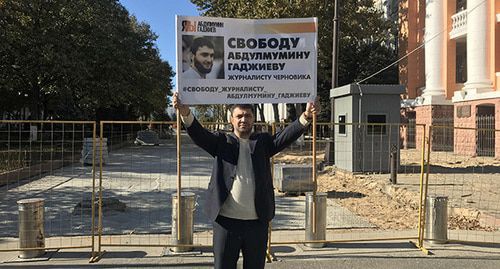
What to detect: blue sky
<box><xmin>119</xmin><ymin>0</ymin><xmax>200</xmax><ymax>71</ymax></box>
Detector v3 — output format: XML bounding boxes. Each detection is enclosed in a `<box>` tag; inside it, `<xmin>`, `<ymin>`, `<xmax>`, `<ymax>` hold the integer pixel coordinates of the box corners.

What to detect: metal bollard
<box><xmin>324</xmin><ymin>140</ymin><xmax>335</xmax><ymax>165</ymax></box>
<box><xmin>17</xmin><ymin>198</ymin><xmax>45</xmax><ymax>259</ymax></box>
<box><xmin>390</xmin><ymin>145</ymin><xmax>397</xmax><ymax>184</ymax></box>
<box><xmin>425</xmin><ymin>195</ymin><xmax>448</xmax><ymax>244</ymax></box>
<box><xmin>305</xmin><ymin>192</ymin><xmax>327</xmax><ymax>248</ymax></box>
<box><xmin>171</xmin><ymin>192</ymin><xmax>196</xmax><ymax>252</ymax></box>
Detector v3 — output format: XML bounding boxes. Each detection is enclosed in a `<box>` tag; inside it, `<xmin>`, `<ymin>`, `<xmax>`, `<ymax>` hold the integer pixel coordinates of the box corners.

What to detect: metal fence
<box><xmin>96</xmin><ymin>121</ymin><xmax>190</xmax><ymax>251</ymax></box>
<box><xmin>95</xmin><ymin>121</ymin><xmax>273</xmax><ymax>254</ymax></box>
<box><xmin>406</xmin><ymin>118</ymin><xmax>417</xmax><ymax>149</ymax></box>
<box><xmin>426</xmin><ymin>125</ymin><xmax>500</xmax><ymax>244</ymax></box>
<box><xmin>432</xmin><ymin>118</ymin><xmax>454</xmax><ymax>152</ymax></box>
<box><xmin>269</xmin><ymin>122</ymin><xmax>425</xmax><ymax>250</ymax></box>
<box><xmin>475</xmin><ymin>115</ymin><xmax>495</xmax><ymax>157</ymax></box>
<box><xmin>0</xmin><ymin>121</ymin><xmax>97</xmax><ymax>256</ymax></box>
<box><xmin>1</xmin><ymin>120</ymin><xmax>499</xmax><ymax>262</ymax></box>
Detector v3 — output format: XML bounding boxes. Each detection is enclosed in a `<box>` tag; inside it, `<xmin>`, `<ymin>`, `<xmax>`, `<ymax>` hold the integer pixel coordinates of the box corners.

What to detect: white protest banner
<box><xmin>176</xmin><ymin>16</ymin><xmax>317</xmax><ymax>105</ymax></box>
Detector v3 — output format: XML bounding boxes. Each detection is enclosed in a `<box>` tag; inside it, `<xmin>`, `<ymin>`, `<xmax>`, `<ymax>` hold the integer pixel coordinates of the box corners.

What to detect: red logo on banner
<box><xmin>182</xmin><ymin>20</ymin><xmax>197</xmax><ymax>32</ymax></box>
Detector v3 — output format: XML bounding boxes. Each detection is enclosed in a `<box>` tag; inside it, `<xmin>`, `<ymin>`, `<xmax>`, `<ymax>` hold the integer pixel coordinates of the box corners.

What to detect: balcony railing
<box><xmin>450</xmin><ymin>10</ymin><xmax>467</xmax><ymax>39</ymax></box>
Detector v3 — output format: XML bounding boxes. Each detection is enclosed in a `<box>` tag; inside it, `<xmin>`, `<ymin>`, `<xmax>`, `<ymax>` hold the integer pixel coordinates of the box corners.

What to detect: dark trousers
<box><xmin>213</xmin><ymin>215</ymin><xmax>269</xmax><ymax>269</ymax></box>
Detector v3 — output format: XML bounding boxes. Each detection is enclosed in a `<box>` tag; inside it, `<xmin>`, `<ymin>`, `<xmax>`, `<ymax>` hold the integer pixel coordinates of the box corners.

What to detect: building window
<box><xmin>456</xmin><ymin>42</ymin><xmax>467</xmax><ymax>83</ymax></box>
<box><xmin>338</xmin><ymin>114</ymin><xmax>346</xmax><ymax>135</ymax></box>
<box><xmin>367</xmin><ymin>114</ymin><xmax>387</xmax><ymax>135</ymax></box>
<box><xmin>456</xmin><ymin>0</ymin><xmax>466</xmax><ymax>12</ymax></box>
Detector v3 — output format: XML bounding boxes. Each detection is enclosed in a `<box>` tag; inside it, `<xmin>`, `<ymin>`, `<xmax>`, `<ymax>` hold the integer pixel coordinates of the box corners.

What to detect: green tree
<box><xmin>0</xmin><ymin>0</ymin><xmax>173</xmax><ymax>120</ymax></box>
<box><xmin>190</xmin><ymin>0</ymin><xmax>398</xmax><ymax>121</ymax></box>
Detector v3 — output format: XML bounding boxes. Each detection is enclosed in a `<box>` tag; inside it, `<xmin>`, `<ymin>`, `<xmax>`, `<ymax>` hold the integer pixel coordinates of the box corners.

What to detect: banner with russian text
<box><xmin>176</xmin><ymin>16</ymin><xmax>317</xmax><ymax>105</ymax></box>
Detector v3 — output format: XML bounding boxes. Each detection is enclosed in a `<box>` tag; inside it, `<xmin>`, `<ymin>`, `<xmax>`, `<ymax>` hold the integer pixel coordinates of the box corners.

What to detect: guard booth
<box><xmin>330</xmin><ymin>84</ymin><xmax>404</xmax><ymax>172</ymax></box>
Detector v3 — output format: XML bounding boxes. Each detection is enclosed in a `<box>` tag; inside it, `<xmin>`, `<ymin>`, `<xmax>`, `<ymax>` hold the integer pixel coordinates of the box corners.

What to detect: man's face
<box><xmin>192</xmin><ymin>46</ymin><xmax>214</xmax><ymax>74</ymax></box>
<box><xmin>230</xmin><ymin>107</ymin><xmax>254</xmax><ymax>138</ymax></box>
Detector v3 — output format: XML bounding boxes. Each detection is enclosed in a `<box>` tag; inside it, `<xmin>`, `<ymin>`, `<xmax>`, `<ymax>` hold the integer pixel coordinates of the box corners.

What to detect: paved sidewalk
<box><xmin>1</xmin><ymin>240</ymin><xmax>499</xmax><ymax>269</ymax></box>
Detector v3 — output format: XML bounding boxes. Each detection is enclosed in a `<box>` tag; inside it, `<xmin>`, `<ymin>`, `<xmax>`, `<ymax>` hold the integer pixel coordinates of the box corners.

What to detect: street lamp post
<box><xmin>332</xmin><ymin>0</ymin><xmax>339</xmax><ymax>89</ymax></box>
<box><xmin>326</xmin><ymin>0</ymin><xmax>339</xmax><ymax>165</ymax></box>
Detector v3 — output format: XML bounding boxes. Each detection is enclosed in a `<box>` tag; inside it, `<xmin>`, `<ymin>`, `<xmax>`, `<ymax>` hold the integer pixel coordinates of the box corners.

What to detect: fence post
<box><xmin>390</xmin><ymin>144</ymin><xmax>397</xmax><ymax>184</ymax></box>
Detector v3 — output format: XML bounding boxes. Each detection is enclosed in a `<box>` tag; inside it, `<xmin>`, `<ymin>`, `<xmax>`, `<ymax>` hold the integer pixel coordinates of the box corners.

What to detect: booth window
<box><xmin>338</xmin><ymin>114</ymin><xmax>346</xmax><ymax>135</ymax></box>
<box><xmin>367</xmin><ymin>114</ymin><xmax>386</xmax><ymax>135</ymax></box>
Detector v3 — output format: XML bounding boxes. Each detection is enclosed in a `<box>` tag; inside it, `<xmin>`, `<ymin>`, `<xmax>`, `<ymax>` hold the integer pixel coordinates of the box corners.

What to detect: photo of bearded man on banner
<box><xmin>182</xmin><ymin>35</ymin><xmax>224</xmax><ymax>79</ymax></box>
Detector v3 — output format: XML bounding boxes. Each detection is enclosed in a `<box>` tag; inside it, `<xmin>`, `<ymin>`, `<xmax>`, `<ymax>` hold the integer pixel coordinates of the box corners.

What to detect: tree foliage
<box><xmin>0</xmin><ymin>0</ymin><xmax>174</xmax><ymax>120</ymax></box>
<box><xmin>190</xmin><ymin>0</ymin><xmax>398</xmax><ymax>121</ymax></box>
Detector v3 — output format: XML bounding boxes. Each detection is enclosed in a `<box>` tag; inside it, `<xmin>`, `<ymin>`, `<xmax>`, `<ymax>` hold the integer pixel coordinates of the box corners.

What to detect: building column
<box><xmin>422</xmin><ymin>0</ymin><xmax>448</xmax><ymax>104</ymax></box>
<box><xmin>463</xmin><ymin>0</ymin><xmax>492</xmax><ymax>94</ymax></box>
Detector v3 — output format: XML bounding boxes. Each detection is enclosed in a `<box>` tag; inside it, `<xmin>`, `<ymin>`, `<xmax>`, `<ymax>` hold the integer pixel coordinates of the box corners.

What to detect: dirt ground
<box><xmin>274</xmin><ymin>149</ymin><xmax>500</xmax><ymax>231</ymax></box>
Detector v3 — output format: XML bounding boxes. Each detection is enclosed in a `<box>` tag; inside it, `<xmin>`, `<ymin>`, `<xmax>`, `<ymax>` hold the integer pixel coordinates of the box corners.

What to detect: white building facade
<box><xmin>399</xmin><ymin>0</ymin><xmax>500</xmax><ymax>157</ymax></box>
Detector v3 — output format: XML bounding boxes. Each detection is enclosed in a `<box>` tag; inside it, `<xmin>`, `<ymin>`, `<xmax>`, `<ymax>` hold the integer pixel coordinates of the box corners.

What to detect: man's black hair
<box><xmin>230</xmin><ymin>104</ymin><xmax>255</xmax><ymax>116</ymax></box>
<box><xmin>190</xmin><ymin>37</ymin><xmax>215</xmax><ymax>54</ymax></box>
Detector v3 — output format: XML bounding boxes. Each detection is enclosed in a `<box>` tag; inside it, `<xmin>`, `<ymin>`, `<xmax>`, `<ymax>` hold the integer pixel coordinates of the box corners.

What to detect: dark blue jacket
<box><xmin>185</xmin><ymin>117</ymin><xmax>308</xmax><ymax>222</ymax></box>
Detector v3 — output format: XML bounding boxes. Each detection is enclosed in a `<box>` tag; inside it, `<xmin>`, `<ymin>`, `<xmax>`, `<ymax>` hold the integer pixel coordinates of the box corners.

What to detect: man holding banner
<box><xmin>174</xmin><ymin>93</ymin><xmax>318</xmax><ymax>268</ymax></box>
<box><xmin>175</xmin><ymin>15</ymin><xmax>318</xmax><ymax>268</ymax></box>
